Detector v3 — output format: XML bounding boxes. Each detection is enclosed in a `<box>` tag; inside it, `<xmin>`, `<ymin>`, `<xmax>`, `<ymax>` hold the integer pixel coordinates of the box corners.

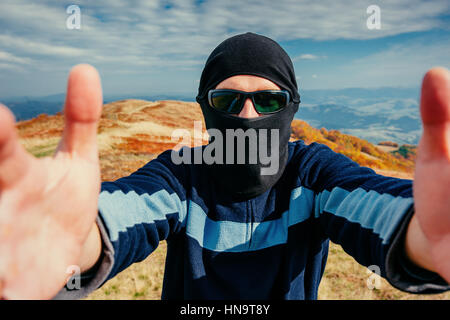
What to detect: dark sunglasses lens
<box><xmin>253</xmin><ymin>92</ymin><xmax>287</xmax><ymax>113</ymax></box>
<box><xmin>211</xmin><ymin>92</ymin><xmax>242</xmax><ymax>113</ymax></box>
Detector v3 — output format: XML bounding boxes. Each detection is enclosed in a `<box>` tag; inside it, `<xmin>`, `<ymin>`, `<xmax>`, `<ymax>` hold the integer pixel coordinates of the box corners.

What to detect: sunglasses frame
<box><xmin>207</xmin><ymin>89</ymin><xmax>290</xmax><ymax>115</ymax></box>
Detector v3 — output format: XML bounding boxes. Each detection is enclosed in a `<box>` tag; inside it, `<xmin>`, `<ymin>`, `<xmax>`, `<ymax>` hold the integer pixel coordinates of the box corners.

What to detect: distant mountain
<box><xmin>3</xmin><ymin>93</ymin><xmax>195</xmax><ymax>122</ymax></box>
<box><xmin>296</xmin><ymin>87</ymin><xmax>422</xmax><ymax>145</ymax></box>
<box><xmin>299</xmin><ymin>87</ymin><xmax>419</xmax><ymax>104</ymax></box>
<box><xmin>6</xmin><ymin>87</ymin><xmax>422</xmax><ymax>145</ymax></box>
<box><xmin>6</xmin><ymin>100</ymin><xmax>64</xmax><ymax>122</ymax></box>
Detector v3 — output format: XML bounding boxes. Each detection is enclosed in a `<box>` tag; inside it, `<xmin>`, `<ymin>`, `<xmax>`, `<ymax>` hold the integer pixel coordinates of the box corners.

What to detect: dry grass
<box><xmin>14</xmin><ymin>99</ymin><xmax>448</xmax><ymax>300</ymax></box>
<box><xmin>83</xmin><ymin>242</ymin><xmax>450</xmax><ymax>300</ymax></box>
<box><xmin>318</xmin><ymin>243</ymin><xmax>450</xmax><ymax>300</ymax></box>
<box><xmin>85</xmin><ymin>242</ymin><xmax>167</xmax><ymax>300</ymax></box>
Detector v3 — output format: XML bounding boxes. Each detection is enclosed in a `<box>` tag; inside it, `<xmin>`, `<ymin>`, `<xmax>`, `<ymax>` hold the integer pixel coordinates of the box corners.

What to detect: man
<box><xmin>0</xmin><ymin>33</ymin><xmax>449</xmax><ymax>300</ymax></box>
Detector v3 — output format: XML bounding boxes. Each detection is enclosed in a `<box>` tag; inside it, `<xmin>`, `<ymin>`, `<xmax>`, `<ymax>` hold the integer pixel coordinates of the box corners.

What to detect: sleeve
<box><xmin>385</xmin><ymin>207</ymin><xmax>450</xmax><ymax>293</ymax></box>
<box><xmin>295</xmin><ymin>141</ymin><xmax>449</xmax><ymax>294</ymax></box>
<box><xmin>53</xmin><ymin>149</ymin><xmax>189</xmax><ymax>299</ymax></box>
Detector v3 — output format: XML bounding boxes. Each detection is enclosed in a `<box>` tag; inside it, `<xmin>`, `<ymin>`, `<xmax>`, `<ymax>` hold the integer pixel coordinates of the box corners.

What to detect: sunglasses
<box><xmin>207</xmin><ymin>89</ymin><xmax>290</xmax><ymax>114</ymax></box>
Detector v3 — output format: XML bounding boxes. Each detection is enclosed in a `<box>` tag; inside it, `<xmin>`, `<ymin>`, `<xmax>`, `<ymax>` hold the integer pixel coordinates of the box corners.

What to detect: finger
<box><xmin>0</xmin><ymin>105</ymin><xmax>33</xmax><ymax>189</ymax></box>
<box><xmin>0</xmin><ymin>278</ymin><xmax>4</xmax><ymax>300</ymax></box>
<box><xmin>57</xmin><ymin>64</ymin><xmax>103</xmax><ymax>161</ymax></box>
<box><xmin>419</xmin><ymin>67</ymin><xmax>450</xmax><ymax>160</ymax></box>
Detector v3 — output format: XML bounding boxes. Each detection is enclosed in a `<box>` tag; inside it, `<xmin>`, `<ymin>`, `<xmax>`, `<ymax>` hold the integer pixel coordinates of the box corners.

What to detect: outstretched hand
<box><xmin>0</xmin><ymin>64</ymin><xmax>103</xmax><ymax>299</ymax></box>
<box><xmin>407</xmin><ymin>67</ymin><xmax>450</xmax><ymax>283</ymax></box>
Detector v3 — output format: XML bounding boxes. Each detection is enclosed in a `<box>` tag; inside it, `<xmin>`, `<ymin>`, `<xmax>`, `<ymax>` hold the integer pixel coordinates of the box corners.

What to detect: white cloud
<box><xmin>1</xmin><ymin>0</ymin><xmax>448</xmax><ymax>59</ymax></box>
<box><xmin>0</xmin><ymin>63</ymin><xmax>27</xmax><ymax>72</ymax></box>
<box><xmin>0</xmin><ymin>35</ymin><xmax>90</xmax><ymax>58</ymax></box>
<box><xmin>0</xmin><ymin>0</ymin><xmax>449</xmax><ymax>96</ymax></box>
<box><xmin>0</xmin><ymin>51</ymin><xmax>32</xmax><ymax>64</ymax></box>
<box><xmin>293</xmin><ymin>54</ymin><xmax>320</xmax><ymax>61</ymax></box>
<box><xmin>313</xmin><ymin>39</ymin><xmax>450</xmax><ymax>89</ymax></box>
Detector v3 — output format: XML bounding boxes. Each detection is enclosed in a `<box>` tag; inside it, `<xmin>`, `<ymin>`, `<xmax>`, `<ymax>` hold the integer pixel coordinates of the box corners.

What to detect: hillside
<box><xmin>16</xmin><ymin>99</ymin><xmax>448</xmax><ymax>300</ymax></box>
<box><xmin>295</xmin><ymin>87</ymin><xmax>421</xmax><ymax>145</ymax></box>
<box><xmin>17</xmin><ymin>99</ymin><xmax>416</xmax><ymax>181</ymax></box>
<box><xmin>17</xmin><ymin>99</ymin><xmax>207</xmax><ymax>182</ymax></box>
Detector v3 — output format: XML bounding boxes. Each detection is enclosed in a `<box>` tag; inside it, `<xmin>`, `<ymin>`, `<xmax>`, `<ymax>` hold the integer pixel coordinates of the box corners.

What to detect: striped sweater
<box><xmin>55</xmin><ymin>140</ymin><xmax>449</xmax><ymax>299</ymax></box>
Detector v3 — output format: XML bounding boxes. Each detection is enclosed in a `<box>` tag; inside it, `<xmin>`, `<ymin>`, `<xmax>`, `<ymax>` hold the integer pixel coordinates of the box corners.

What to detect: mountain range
<box><xmin>3</xmin><ymin>93</ymin><xmax>194</xmax><ymax>122</ymax></box>
<box><xmin>295</xmin><ymin>87</ymin><xmax>422</xmax><ymax>145</ymax></box>
<box><xmin>5</xmin><ymin>87</ymin><xmax>423</xmax><ymax>145</ymax></box>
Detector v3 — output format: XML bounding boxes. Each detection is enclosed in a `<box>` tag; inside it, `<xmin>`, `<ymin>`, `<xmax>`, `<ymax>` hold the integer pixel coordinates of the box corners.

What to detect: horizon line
<box><xmin>1</xmin><ymin>85</ymin><xmax>422</xmax><ymax>102</ymax></box>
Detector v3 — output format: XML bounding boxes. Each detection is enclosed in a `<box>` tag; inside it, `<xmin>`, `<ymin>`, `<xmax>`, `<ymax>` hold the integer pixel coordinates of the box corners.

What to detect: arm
<box><xmin>55</xmin><ymin>148</ymin><xmax>189</xmax><ymax>299</ymax></box>
<box><xmin>300</xmin><ymin>67</ymin><xmax>450</xmax><ymax>292</ymax></box>
<box><xmin>294</xmin><ymin>140</ymin><xmax>449</xmax><ymax>293</ymax></box>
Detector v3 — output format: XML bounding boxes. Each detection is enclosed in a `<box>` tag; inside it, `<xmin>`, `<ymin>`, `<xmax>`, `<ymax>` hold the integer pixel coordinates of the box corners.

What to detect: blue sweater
<box><xmin>55</xmin><ymin>140</ymin><xmax>449</xmax><ymax>299</ymax></box>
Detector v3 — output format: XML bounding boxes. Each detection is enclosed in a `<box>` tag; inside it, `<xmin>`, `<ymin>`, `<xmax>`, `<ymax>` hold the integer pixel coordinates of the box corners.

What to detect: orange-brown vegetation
<box><xmin>98</xmin><ymin>118</ymin><xmax>122</xmax><ymax>133</ymax></box>
<box><xmin>290</xmin><ymin>119</ymin><xmax>416</xmax><ymax>175</ymax></box>
<box><xmin>116</xmin><ymin>136</ymin><xmax>179</xmax><ymax>154</ymax></box>
<box><xmin>378</xmin><ymin>141</ymin><xmax>399</xmax><ymax>147</ymax></box>
<box><xmin>17</xmin><ymin>113</ymin><xmax>64</xmax><ymax>139</ymax></box>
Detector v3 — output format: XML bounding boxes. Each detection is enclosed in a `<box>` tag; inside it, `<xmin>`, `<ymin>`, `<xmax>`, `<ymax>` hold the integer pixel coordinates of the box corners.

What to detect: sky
<box><xmin>0</xmin><ymin>0</ymin><xmax>449</xmax><ymax>99</ymax></box>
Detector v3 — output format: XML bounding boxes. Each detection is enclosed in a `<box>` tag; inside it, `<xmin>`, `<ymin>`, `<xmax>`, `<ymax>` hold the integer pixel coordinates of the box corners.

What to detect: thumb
<box><xmin>57</xmin><ymin>64</ymin><xmax>103</xmax><ymax>161</ymax></box>
<box><xmin>418</xmin><ymin>67</ymin><xmax>450</xmax><ymax>161</ymax></box>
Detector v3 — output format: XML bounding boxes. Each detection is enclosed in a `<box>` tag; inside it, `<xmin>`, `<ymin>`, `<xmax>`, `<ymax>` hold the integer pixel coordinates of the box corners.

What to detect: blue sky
<box><xmin>0</xmin><ymin>0</ymin><xmax>449</xmax><ymax>99</ymax></box>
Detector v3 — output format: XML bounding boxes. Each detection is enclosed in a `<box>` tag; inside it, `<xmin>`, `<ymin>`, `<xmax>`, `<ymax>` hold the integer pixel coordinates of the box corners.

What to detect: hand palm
<box><xmin>0</xmin><ymin>65</ymin><xmax>102</xmax><ymax>299</ymax></box>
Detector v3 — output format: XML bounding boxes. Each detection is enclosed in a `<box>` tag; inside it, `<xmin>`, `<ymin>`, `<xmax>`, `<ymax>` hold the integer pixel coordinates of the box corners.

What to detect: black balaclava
<box><xmin>196</xmin><ymin>32</ymin><xmax>300</xmax><ymax>200</ymax></box>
